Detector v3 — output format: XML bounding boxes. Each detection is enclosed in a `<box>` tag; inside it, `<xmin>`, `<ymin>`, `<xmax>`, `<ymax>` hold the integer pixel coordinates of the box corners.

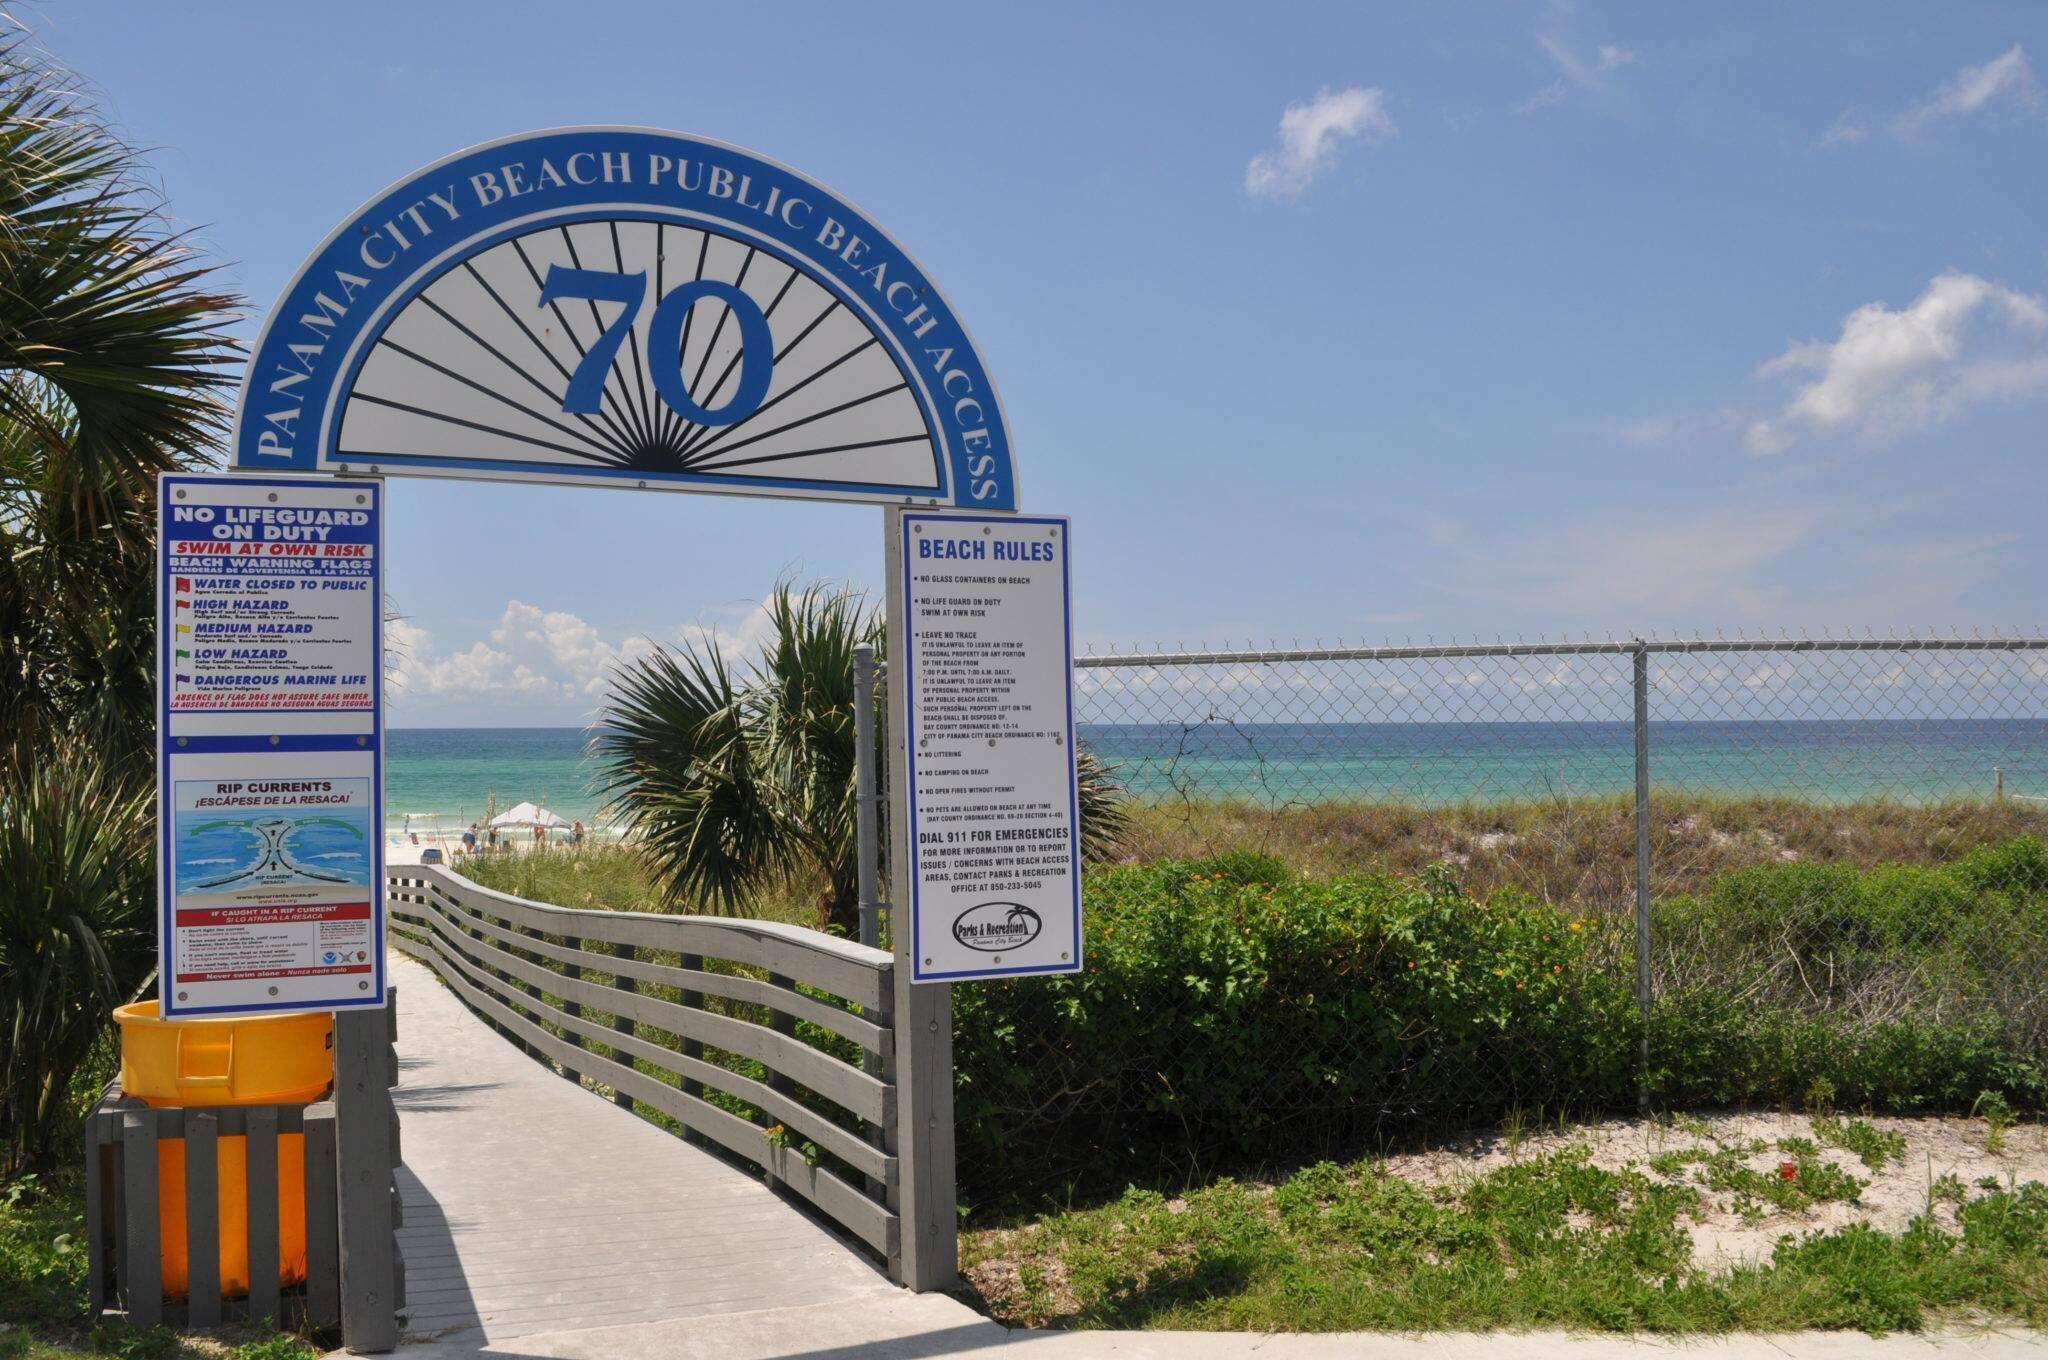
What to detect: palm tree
<box><xmin>0</xmin><ymin>26</ymin><xmax>238</xmax><ymax>775</ymax></box>
<box><xmin>0</xmin><ymin>26</ymin><xmax>238</xmax><ymax>1172</ymax></box>
<box><xmin>595</xmin><ymin>582</ymin><xmax>1127</xmax><ymax>935</ymax></box>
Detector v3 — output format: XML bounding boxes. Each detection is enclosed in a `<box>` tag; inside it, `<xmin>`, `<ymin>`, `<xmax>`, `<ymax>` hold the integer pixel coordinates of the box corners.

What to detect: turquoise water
<box><xmin>384</xmin><ymin>721</ymin><xmax>2048</xmax><ymax>834</ymax></box>
<box><xmin>386</xmin><ymin>727</ymin><xmax>604</xmax><ymax>834</ymax></box>
<box><xmin>1082</xmin><ymin>720</ymin><xmax>2048</xmax><ymax>808</ymax></box>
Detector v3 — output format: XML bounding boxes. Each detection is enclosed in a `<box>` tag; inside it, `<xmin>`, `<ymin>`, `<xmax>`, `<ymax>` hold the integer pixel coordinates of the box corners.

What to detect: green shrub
<box><xmin>0</xmin><ymin>1173</ymin><xmax>88</xmax><ymax>1325</ymax></box>
<box><xmin>1646</xmin><ymin>989</ymin><xmax>2043</xmax><ymax>1112</ymax></box>
<box><xmin>0</xmin><ymin>740</ymin><xmax>156</xmax><ymax>1175</ymax></box>
<box><xmin>954</xmin><ymin>859</ymin><xmax>1634</xmax><ymax>1205</ymax></box>
<box><xmin>956</xmin><ymin>843</ymin><xmax>2048</xmax><ymax>1211</ymax></box>
<box><xmin>1952</xmin><ymin>836</ymin><xmax>2048</xmax><ymax>897</ymax></box>
<box><xmin>1814</xmin><ymin>1116</ymin><xmax>1909</xmax><ymax>1171</ymax></box>
<box><xmin>1682</xmin><ymin>860</ymin><xmax>1976</xmax><ymax>959</ymax></box>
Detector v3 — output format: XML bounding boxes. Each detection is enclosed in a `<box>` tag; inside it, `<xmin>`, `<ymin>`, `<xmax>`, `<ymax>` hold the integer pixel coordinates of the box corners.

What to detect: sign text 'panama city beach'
<box><xmin>248</xmin><ymin>140</ymin><xmax>1005</xmax><ymax>500</ymax></box>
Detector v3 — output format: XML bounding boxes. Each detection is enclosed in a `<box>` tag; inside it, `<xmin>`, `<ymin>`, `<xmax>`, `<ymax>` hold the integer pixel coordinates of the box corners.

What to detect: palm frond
<box><xmin>0</xmin><ymin>28</ymin><xmax>238</xmax><ymax>519</ymax></box>
<box><xmin>593</xmin><ymin>580</ymin><xmax>1126</xmax><ymax>932</ymax></box>
<box><xmin>593</xmin><ymin>638</ymin><xmax>793</xmax><ymax>913</ymax></box>
<box><xmin>0</xmin><ymin>29</ymin><xmax>239</xmax><ymax>773</ymax></box>
<box><xmin>0</xmin><ymin>732</ymin><xmax>154</xmax><ymax>1174</ymax></box>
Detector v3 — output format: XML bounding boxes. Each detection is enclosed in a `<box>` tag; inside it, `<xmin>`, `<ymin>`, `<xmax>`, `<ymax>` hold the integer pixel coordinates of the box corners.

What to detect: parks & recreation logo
<box><xmin>951</xmin><ymin>901</ymin><xmax>1042</xmax><ymax>953</ymax></box>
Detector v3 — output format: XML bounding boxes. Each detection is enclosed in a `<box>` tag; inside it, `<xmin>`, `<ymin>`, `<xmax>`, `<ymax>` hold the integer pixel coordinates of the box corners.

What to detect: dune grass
<box><xmin>459</xmin><ymin>844</ymin><xmax>820</xmax><ymax>927</ymax></box>
<box><xmin>1116</xmin><ymin>793</ymin><xmax>2048</xmax><ymax>909</ymax></box>
<box><xmin>459</xmin><ymin>794</ymin><xmax>2048</xmax><ymax>928</ymax></box>
<box><xmin>960</xmin><ymin>1144</ymin><xmax>2048</xmax><ymax>1335</ymax></box>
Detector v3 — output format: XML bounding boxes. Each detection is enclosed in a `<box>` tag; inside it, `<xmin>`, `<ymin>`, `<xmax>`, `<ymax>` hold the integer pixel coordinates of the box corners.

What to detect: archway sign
<box><xmin>232</xmin><ymin>126</ymin><xmax>1015</xmax><ymax>507</ymax></box>
<box><xmin>196</xmin><ymin>127</ymin><xmax>1084</xmax><ymax>1291</ymax></box>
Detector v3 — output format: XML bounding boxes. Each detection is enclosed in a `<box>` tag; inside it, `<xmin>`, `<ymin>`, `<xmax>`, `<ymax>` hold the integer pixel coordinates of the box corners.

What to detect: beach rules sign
<box><xmin>230</xmin><ymin>127</ymin><xmax>1015</xmax><ymax>511</ymax></box>
<box><xmin>156</xmin><ymin>474</ymin><xmax>386</xmax><ymax>1017</ymax></box>
<box><xmin>896</xmin><ymin>513</ymin><xmax>1081</xmax><ymax>982</ymax></box>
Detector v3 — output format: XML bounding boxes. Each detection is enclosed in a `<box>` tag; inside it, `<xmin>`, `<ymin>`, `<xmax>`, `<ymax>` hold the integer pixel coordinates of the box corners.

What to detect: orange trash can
<box><xmin>114</xmin><ymin>1002</ymin><xmax>333</xmax><ymax>1300</ymax></box>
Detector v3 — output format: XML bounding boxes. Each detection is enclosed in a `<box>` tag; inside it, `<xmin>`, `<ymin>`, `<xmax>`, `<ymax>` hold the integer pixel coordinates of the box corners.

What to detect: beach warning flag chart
<box><xmin>156</xmin><ymin>473</ymin><xmax>386</xmax><ymax>1017</ymax></box>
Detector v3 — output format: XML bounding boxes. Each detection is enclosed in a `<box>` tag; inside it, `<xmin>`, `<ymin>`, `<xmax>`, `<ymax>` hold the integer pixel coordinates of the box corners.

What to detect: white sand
<box><xmin>1383</xmin><ymin>1110</ymin><xmax>2048</xmax><ymax>1271</ymax></box>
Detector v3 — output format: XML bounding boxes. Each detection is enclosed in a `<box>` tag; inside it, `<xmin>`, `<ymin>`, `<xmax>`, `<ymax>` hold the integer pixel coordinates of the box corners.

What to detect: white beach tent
<box><xmin>487</xmin><ymin>801</ymin><xmax>572</xmax><ymax>831</ymax></box>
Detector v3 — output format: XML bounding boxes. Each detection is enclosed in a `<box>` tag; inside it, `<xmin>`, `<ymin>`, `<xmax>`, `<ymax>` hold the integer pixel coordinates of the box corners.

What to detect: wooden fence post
<box><xmin>84</xmin><ymin>1114</ymin><xmax>107</xmax><ymax>1318</ymax></box>
<box><xmin>121</xmin><ymin>1110</ymin><xmax>161</xmax><ymax>1325</ymax></box>
<box><xmin>335</xmin><ymin>1007</ymin><xmax>397</xmax><ymax>1353</ymax></box>
<box><xmin>883</xmin><ymin>505</ymin><xmax>958</xmax><ymax>1291</ymax></box>
<box><xmin>245</xmin><ymin>1108</ymin><xmax>281</xmax><ymax>1327</ymax></box>
<box><xmin>562</xmin><ymin>935</ymin><xmax>585</xmax><ymax>1075</ymax></box>
<box><xmin>304</xmin><ymin>1102</ymin><xmax>341</xmax><ymax>1333</ymax></box>
<box><xmin>184</xmin><ymin>1112</ymin><xmax>221</xmax><ymax>1326</ymax></box>
<box><xmin>611</xmin><ymin>944</ymin><xmax>637</xmax><ymax>1110</ymax></box>
<box><xmin>678</xmin><ymin>953</ymin><xmax>704</xmax><ymax>1145</ymax></box>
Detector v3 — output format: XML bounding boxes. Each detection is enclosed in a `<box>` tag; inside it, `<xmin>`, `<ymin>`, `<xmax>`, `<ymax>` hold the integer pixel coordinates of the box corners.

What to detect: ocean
<box><xmin>386</xmin><ymin>727</ymin><xmax>605</xmax><ymax>835</ymax></box>
<box><xmin>383</xmin><ymin>720</ymin><xmax>2048</xmax><ymax>834</ymax></box>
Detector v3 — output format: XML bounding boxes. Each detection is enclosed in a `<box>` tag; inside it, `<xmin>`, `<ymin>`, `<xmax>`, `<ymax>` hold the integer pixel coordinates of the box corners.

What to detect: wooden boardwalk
<box><xmin>387</xmin><ymin>951</ymin><xmax>896</xmax><ymax>1343</ymax></box>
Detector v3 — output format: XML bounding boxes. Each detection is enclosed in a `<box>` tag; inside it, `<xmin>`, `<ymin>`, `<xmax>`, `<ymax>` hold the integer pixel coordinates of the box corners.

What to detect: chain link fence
<box><xmin>952</xmin><ymin>635</ymin><xmax>2048</xmax><ymax>1199</ymax></box>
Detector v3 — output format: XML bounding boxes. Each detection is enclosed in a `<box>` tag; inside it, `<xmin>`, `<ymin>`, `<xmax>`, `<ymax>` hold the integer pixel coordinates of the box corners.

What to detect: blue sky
<box><xmin>37</xmin><ymin>1</ymin><xmax>2048</xmax><ymax>724</ymax></box>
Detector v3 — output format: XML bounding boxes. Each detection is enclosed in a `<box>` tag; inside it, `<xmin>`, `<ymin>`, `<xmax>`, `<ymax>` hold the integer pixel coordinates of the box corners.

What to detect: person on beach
<box><xmin>571</xmin><ymin>819</ymin><xmax>585</xmax><ymax>846</ymax></box>
<box><xmin>534</xmin><ymin>823</ymin><xmax>546</xmax><ymax>847</ymax></box>
<box><xmin>462</xmin><ymin>824</ymin><xmax>477</xmax><ymax>856</ymax></box>
<box><xmin>487</xmin><ymin>826</ymin><xmax>498</xmax><ymax>850</ymax></box>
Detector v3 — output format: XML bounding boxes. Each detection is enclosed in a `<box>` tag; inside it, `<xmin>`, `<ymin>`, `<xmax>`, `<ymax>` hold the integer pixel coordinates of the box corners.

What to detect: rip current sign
<box><xmin>898</xmin><ymin>512</ymin><xmax>1080</xmax><ymax>982</ymax></box>
<box><xmin>156</xmin><ymin>474</ymin><xmax>386</xmax><ymax>1017</ymax></box>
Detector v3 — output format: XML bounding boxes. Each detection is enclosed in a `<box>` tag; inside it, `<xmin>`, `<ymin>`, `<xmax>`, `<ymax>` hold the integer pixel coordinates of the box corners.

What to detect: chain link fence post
<box><xmin>1633</xmin><ymin>639</ymin><xmax>1653</xmax><ymax>1114</ymax></box>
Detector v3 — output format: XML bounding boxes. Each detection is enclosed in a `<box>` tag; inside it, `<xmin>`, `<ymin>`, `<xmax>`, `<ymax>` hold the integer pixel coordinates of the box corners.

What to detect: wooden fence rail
<box><xmin>385</xmin><ymin>864</ymin><xmax>904</xmax><ymax>1274</ymax></box>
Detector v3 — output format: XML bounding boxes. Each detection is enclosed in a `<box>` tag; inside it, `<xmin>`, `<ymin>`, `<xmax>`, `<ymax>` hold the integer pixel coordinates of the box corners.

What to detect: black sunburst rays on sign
<box><xmin>335</xmin><ymin>222</ymin><xmax>941</xmax><ymax>487</ymax></box>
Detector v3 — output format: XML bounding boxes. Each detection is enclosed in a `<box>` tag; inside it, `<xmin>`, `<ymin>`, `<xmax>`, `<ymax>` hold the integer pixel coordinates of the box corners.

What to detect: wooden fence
<box><xmin>87</xmin><ymin>997</ymin><xmax>402</xmax><ymax>1349</ymax></box>
<box><xmin>385</xmin><ymin>864</ymin><xmax>905</xmax><ymax>1273</ymax></box>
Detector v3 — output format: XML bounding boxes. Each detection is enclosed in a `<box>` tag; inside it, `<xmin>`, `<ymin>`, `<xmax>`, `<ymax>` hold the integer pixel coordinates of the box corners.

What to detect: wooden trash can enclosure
<box><xmin>87</xmin><ymin>994</ymin><xmax>401</xmax><ymax>1342</ymax></box>
<box><xmin>112</xmin><ymin>1002</ymin><xmax>333</xmax><ymax>1297</ymax></box>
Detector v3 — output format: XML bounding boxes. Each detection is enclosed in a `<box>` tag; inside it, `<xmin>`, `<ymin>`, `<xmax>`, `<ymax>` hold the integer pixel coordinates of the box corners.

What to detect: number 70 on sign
<box><xmin>537</xmin><ymin>266</ymin><xmax>773</xmax><ymax>426</ymax></box>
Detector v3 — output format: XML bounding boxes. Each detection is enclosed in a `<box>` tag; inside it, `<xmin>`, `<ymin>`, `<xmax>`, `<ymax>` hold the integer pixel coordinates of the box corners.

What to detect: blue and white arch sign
<box><xmin>233</xmin><ymin>127</ymin><xmax>1016</xmax><ymax>509</ymax></box>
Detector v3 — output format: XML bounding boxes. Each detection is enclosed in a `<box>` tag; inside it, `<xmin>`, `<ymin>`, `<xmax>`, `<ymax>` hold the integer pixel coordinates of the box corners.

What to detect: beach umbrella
<box><xmin>488</xmin><ymin>801</ymin><xmax>571</xmax><ymax>830</ymax></box>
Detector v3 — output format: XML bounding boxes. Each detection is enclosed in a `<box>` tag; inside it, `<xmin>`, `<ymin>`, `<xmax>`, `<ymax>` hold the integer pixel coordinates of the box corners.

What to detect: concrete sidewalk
<box><xmin>382</xmin><ymin>1290</ymin><xmax>2045</xmax><ymax>1360</ymax></box>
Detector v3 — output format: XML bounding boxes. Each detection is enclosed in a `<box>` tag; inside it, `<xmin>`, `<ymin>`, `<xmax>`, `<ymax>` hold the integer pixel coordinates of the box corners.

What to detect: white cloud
<box><xmin>1243</xmin><ymin>86</ymin><xmax>1394</xmax><ymax>202</ymax></box>
<box><xmin>1442</xmin><ymin>506</ymin><xmax>1820</xmax><ymax>618</ymax></box>
<box><xmin>385</xmin><ymin>595</ymin><xmax>787</xmax><ymax>717</ymax></box>
<box><xmin>1817</xmin><ymin>110</ymin><xmax>1869</xmax><ymax>149</ymax></box>
<box><xmin>488</xmin><ymin>601</ymin><xmax>655</xmax><ymax>698</ymax></box>
<box><xmin>1516</xmin><ymin>6</ymin><xmax>1637</xmax><ymax>114</ymax></box>
<box><xmin>1515</xmin><ymin>81</ymin><xmax>1571</xmax><ymax>116</ymax></box>
<box><xmin>1747</xmin><ymin>272</ymin><xmax>2048</xmax><ymax>453</ymax></box>
<box><xmin>1896</xmin><ymin>44</ymin><xmax>2042</xmax><ymax>134</ymax></box>
<box><xmin>1831</xmin><ymin>44</ymin><xmax>2045</xmax><ymax>145</ymax></box>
